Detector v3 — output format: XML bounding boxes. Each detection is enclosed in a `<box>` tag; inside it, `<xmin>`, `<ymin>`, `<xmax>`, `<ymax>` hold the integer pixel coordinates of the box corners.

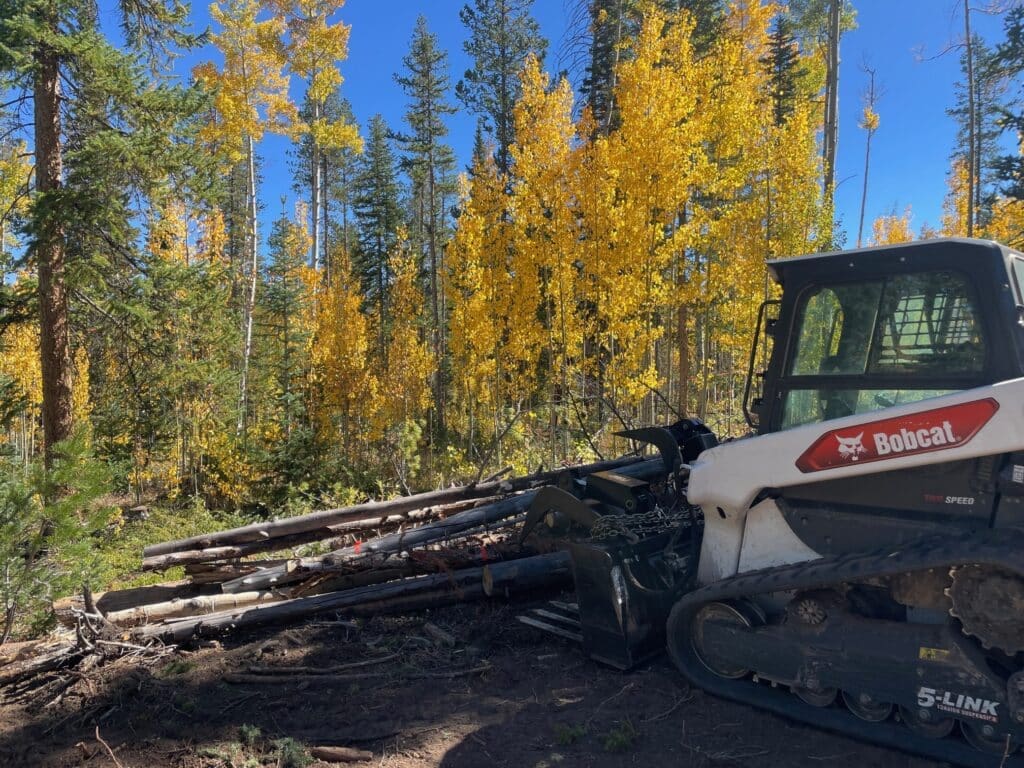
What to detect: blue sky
<box><xmin>116</xmin><ymin>0</ymin><xmax>1014</xmax><ymax>252</ymax></box>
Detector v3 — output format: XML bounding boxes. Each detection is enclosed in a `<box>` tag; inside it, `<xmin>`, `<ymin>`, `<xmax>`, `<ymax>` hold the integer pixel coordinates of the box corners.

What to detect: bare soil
<box><xmin>0</xmin><ymin>595</ymin><xmax>937</xmax><ymax>768</ymax></box>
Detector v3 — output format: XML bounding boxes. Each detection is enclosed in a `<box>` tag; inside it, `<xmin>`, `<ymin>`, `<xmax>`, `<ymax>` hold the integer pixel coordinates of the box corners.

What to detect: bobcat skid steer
<box><xmin>520</xmin><ymin>238</ymin><xmax>1024</xmax><ymax>766</ymax></box>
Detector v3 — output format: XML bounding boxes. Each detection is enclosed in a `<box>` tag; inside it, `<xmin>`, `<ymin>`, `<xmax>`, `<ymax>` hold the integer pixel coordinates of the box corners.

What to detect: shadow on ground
<box><xmin>0</xmin><ymin>599</ymin><xmax>937</xmax><ymax>768</ymax></box>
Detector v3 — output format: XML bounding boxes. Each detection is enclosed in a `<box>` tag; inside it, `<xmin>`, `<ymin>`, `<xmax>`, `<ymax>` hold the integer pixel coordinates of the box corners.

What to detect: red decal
<box><xmin>795</xmin><ymin>398</ymin><xmax>999</xmax><ymax>473</ymax></box>
<box><xmin>354</xmin><ymin>540</ymin><xmax>362</xmax><ymax>554</ymax></box>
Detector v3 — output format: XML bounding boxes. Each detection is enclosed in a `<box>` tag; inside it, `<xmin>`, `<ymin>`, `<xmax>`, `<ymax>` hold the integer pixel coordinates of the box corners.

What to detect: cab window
<box><xmin>780</xmin><ymin>271</ymin><xmax>984</xmax><ymax>429</ymax></box>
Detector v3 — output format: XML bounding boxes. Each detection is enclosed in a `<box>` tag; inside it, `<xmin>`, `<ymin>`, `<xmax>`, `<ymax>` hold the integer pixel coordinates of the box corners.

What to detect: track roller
<box><xmin>899</xmin><ymin>706</ymin><xmax>956</xmax><ymax>739</ymax></box>
<box><xmin>841</xmin><ymin>691</ymin><xmax>893</xmax><ymax>722</ymax></box>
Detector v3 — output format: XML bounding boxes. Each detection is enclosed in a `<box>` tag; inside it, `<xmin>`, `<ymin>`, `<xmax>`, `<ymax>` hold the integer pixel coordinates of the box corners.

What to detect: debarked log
<box><xmin>132</xmin><ymin>551</ymin><xmax>572</xmax><ymax>644</ymax></box>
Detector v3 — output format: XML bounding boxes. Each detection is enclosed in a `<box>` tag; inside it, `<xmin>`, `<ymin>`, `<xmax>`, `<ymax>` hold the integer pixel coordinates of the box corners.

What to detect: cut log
<box><xmin>310</xmin><ymin>746</ymin><xmax>373</xmax><ymax>763</ymax></box>
<box><xmin>222</xmin><ymin>457</ymin><xmax>664</xmax><ymax>594</ymax></box>
<box><xmin>53</xmin><ymin>580</ymin><xmax>207</xmax><ymax>628</ymax></box>
<box><xmin>141</xmin><ymin>498</ymin><xmax>501</xmax><ymax>571</ymax></box>
<box><xmin>143</xmin><ymin>455</ymin><xmax>646</xmax><ymax>557</ymax></box>
<box><xmin>221</xmin><ymin>496</ymin><xmax>531</xmax><ymax>593</ymax></box>
<box><xmin>132</xmin><ymin>552</ymin><xmax>572</xmax><ymax>644</ymax></box>
<box><xmin>103</xmin><ymin>590</ymin><xmax>286</xmax><ymax>626</ymax></box>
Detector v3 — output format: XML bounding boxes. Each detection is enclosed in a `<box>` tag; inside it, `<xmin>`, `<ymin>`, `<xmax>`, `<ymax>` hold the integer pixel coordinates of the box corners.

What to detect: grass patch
<box><xmin>601</xmin><ymin>719</ymin><xmax>638</xmax><ymax>753</ymax></box>
<box><xmin>553</xmin><ymin>722</ymin><xmax>587</xmax><ymax>746</ymax></box>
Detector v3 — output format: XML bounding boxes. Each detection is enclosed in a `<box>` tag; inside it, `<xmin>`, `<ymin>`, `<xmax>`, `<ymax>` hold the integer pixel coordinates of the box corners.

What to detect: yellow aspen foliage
<box><xmin>870</xmin><ymin>207</ymin><xmax>915</xmax><ymax>245</ymax></box>
<box><xmin>508</xmin><ymin>56</ymin><xmax>584</xmax><ymax>440</ymax></box>
<box><xmin>375</xmin><ymin>239</ymin><xmax>433</xmax><ymax>432</ymax></box>
<box><xmin>0</xmin><ymin>300</ymin><xmax>42</xmax><ymax>459</ymax></box>
<box><xmin>447</xmin><ymin>157</ymin><xmax>511</xmax><ymax>424</ymax></box>
<box><xmin>984</xmin><ymin>197</ymin><xmax>1024</xmax><ymax>249</ymax></box>
<box><xmin>941</xmin><ymin>157</ymin><xmax>970</xmax><ymax>237</ymax></box>
<box><xmin>0</xmin><ymin>140</ymin><xmax>30</xmax><ymax>256</ymax></box>
<box><xmin>195</xmin><ymin>0</ymin><xmax>297</xmax><ymax>163</ymax></box>
<box><xmin>272</xmin><ymin>0</ymin><xmax>362</xmax><ymax>152</ymax></box>
<box><xmin>310</xmin><ymin>248</ymin><xmax>380</xmax><ymax>450</ymax></box>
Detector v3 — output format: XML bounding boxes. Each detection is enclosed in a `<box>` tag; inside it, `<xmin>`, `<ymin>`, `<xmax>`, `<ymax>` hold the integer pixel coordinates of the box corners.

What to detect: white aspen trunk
<box><xmin>238</xmin><ymin>134</ymin><xmax>259</xmax><ymax>436</ymax></box>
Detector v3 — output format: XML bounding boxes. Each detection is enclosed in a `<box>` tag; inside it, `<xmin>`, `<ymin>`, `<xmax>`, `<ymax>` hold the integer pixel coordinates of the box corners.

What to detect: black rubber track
<box><xmin>666</xmin><ymin>529</ymin><xmax>1024</xmax><ymax>768</ymax></box>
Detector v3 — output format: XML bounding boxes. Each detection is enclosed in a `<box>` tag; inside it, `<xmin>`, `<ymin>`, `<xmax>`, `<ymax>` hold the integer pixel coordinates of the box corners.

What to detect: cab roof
<box><xmin>766</xmin><ymin>238</ymin><xmax>1019</xmax><ymax>287</ymax></box>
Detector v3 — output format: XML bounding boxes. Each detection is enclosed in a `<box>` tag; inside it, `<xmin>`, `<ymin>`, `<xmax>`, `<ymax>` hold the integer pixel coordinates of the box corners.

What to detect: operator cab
<box><xmin>743</xmin><ymin>238</ymin><xmax>1024</xmax><ymax>554</ymax></box>
<box><xmin>748</xmin><ymin>238</ymin><xmax>1024</xmax><ymax>435</ymax></box>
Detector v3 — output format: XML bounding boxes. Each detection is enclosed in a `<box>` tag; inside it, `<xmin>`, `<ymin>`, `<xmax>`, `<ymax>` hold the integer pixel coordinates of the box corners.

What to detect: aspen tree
<box><xmin>196</xmin><ymin>0</ymin><xmax>297</xmax><ymax>438</ymax></box>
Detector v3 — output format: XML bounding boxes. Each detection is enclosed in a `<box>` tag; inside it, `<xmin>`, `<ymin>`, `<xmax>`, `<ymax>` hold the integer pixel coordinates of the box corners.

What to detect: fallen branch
<box><xmin>245</xmin><ymin>653</ymin><xmax>399</xmax><ymax>674</ymax></box>
<box><xmin>224</xmin><ymin>663</ymin><xmax>492</xmax><ymax>685</ymax></box>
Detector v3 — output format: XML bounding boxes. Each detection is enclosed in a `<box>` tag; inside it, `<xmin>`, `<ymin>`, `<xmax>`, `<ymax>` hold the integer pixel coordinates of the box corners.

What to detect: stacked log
<box><xmin>11</xmin><ymin>455</ymin><xmax>668</xmax><ymax>655</ymax></box>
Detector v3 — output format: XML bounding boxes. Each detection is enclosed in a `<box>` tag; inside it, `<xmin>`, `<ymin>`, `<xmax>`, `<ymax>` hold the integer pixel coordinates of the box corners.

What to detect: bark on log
<box><xmin>221</xmin><ymin>457</ymin><xmax>663</xmax><ymax>594</ymax></box>
<box><xmin>142</xmin><ymin>499</ymin><xmax>501</xmax><ymax>571</ymax></box>
<box><xmin>132</xmin><ymin>552</ymin><xmax>571</xmax><ymax>644</ymax></box>
<box><xmin>221</xmin><ymin>497</ymin><xmax>531</xmax><ymax>593</ymax></box>
<box><xmin>310</xmin><ymin>746</ymin><xmax>373</xmax><ymax>763</ymax></box>
<box><xmin>144</xmin><ymin>456</ymin><xmax>645</xmax><ymax>557</ymax></box>
<box><xmin>103</xmin><ymin>590</ymin><xmax>286</xmax><ymax>626</ymax></box>
<box><xmin>53</xmin><ymin>580</ymin><xmax>206</xmax><ymax>628</ymax></box>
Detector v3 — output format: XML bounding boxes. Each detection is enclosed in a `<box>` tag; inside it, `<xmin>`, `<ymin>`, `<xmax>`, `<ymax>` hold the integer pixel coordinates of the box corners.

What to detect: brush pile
<box><xmin>2</xmin><ymin>454</ymin><xmax>664</xmax><ymax>687</ymax></box>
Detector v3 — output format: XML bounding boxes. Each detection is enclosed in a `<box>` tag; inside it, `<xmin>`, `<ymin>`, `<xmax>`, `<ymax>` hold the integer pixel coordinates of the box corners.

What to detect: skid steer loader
<box><xmin>519</xmin><ymin>238</ymin><xmax>1024</xmax><ymax>766</ymax></box>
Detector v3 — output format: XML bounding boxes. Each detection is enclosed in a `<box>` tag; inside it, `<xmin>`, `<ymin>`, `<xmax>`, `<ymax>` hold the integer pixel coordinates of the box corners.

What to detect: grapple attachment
<box><xmin>518</xmin><ymin>419</ymin><xmax>712</xmax><ymax>669</ymax></box>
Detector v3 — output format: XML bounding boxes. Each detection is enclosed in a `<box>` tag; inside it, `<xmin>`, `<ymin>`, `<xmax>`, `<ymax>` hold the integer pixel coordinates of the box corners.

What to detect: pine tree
<box><xmin>993</xmin><ymin>7</ymin><xmax>1024</xmax><ymax>200</ymax></box>
<box><xmin>394</xmin><ymin>16</ymin><xmax>457</xmax><ymax>434</ymax></box>
<box><xmin>353</xmin><ymin>115</ymin><xmax>402</xmax><ymax>353</ymax></box>
<box><xmin>582</xmin><ymin>0</ymin><xmax>640</xmax><ymax>134</ymax></box>
<box><xmin>456</xmin><ymin>0</ymin><xmax>548</xmax><ymax>175</ymax></box>
<box><xmin>0</xmin><ymin>0</ymin><xmax>203</xmax><ymax>462</ymax></box>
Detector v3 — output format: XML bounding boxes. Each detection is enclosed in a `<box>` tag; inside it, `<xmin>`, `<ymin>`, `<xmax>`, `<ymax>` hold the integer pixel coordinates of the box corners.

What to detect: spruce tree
<box><xmin>353</xmin><ymin>115</ymin><xmax>402</xmax><ymax>353</ymax></box>
<box><xmin>394</xmin><ymin>16</ymin><xmax>456</xmax><ymax>433</ymax></box>
<box><xmin>994</xmin><ymin>7</ymin><xmax>1024</xmax><ymax>200</ymax></box>
<box><xmin>763</xmin><ymin>15</ymin><xmax>802</xmax><ymax>127</ymax></box>
<box><xmin>456</xmin><ymin>0</ymin><xmax>548</xmax><ymax>175</ymax></box>
<box><xmin>582</xmin><ymin>0</ymin><xmax>639</xmax><ymax>134</ymax></box>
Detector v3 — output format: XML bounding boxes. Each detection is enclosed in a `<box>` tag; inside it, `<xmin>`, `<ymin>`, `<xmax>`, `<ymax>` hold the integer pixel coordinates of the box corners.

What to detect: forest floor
<box><xmin>0</xmin><ymin>593</ymin><xmax>936</xmax><ymax>768</ymax></box>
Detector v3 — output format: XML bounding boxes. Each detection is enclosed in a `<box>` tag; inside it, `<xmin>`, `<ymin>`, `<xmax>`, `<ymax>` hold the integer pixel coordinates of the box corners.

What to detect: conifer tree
<box><xmin>353</xmin><ymin>115</ymin><xmax>402</xmax><ymax>353</ymax></box>
<box><xmin>456</xmin><ymin>0</ymin><xmax>548</xmax><ymax>175</ymax></box>
<box><xmin>0</xmin><ymin>0</ymin><xmax>203</xmax><ymax>461</ymax></box>
<box><xmin>763</xmin><ymin>15</ymin><xmax>802</xmax><ymax>127</ymax></box>
<box><xmin>394</xmin><ymin>16</ymin><xmax>457</xmax><ymax>434</ymax></box>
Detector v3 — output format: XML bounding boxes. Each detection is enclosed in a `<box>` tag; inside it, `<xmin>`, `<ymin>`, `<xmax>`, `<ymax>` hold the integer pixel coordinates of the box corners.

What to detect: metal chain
<box><xmin>587</xmin><ymin>506</ymin><xmax>694</xmax><ymax>543</ymax></box>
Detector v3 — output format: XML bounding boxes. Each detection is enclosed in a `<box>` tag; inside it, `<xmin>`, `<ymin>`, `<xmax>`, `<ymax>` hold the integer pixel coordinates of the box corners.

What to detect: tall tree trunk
<box><xmin>34</xmin><ymin>26</ymin><xmax>73</xmax><ymax>463</ymax></box>
<box><xmin>822</xmin><ymin>0</ymin><xmax>841</xmax><ymax>230</ymax></box>
<box><xmin>311</xmin><ymin>98</ymin><xmax>322</xmax><ymax>269</ymax></box>
<box><xmin>238</xmin><ymin>134</ymin><xmax>259</xmax><ymax>436</ymax></box>
<box><xmin>856</xmin><ymin>67</ymin><xmax>877</xmax><ymax>248</ymax></box>
<box><xmin>964</xmin><ymin>1</ymin><xmax>976</xmax><ymax>237</ymax></box>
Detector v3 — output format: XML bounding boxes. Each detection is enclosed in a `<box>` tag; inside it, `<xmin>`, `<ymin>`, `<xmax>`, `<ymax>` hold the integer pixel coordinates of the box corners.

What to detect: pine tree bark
<box><xmin>34</xmin><ymin>16</ymin><xmax>73</xmax><ymax>463</ymax></box>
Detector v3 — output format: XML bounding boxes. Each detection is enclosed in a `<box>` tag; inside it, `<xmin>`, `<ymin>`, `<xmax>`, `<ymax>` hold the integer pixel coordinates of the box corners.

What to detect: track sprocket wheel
<box><xmin>948</xmin><ymin>565</ymin><xmax>1024</xmax><ymax>655</ymax></box>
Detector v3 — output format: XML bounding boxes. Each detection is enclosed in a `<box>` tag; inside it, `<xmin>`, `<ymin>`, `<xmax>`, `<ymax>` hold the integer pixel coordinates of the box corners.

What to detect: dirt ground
<box><xmin>0</xmin><ymin>594</ymin><xmax>939</xmax><ymax>768</ymax></box>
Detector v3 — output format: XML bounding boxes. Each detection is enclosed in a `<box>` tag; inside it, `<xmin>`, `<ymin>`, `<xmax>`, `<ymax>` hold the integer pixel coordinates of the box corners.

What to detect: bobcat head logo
<box><xmin>836</xmin><ymin>432</ymin><xmax>866</xmax><ymax>461</ymax></box>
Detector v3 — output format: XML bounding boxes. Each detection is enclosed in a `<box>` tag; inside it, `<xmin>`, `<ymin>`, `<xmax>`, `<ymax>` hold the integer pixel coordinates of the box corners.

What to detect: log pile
<box><xmin>21</xmin><ymin>454</ymin><xmax>663</xmax><ymax>665</ymax></box>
